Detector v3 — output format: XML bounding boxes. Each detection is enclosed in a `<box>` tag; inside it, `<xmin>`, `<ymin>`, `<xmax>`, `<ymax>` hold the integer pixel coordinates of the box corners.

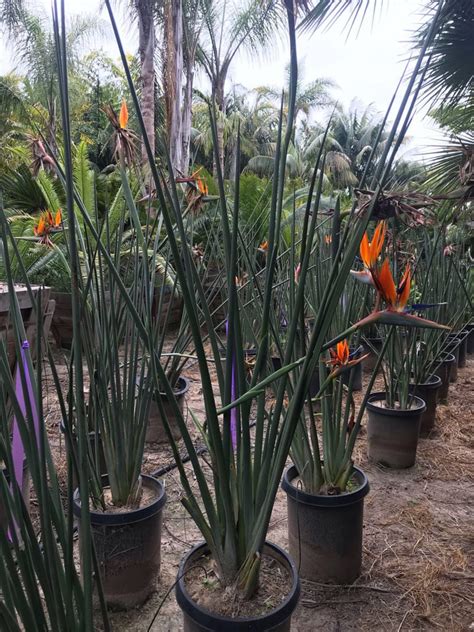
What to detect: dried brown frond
<box><xmin>102</xmin><ymin>103</ymin><xmax>138</xmax><ymax>166</ymax></box>
<box><xmin>355</xmin><ymin>188</ymin><xmax>438</xmax><ymax>226</ymax></box>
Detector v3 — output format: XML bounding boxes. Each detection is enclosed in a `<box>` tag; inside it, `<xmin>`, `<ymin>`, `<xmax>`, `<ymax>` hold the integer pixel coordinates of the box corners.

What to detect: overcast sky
<box><xmin>0</xmin><ymin>0</ymin><xmax>442</xmax><ymax>158</ymax></box>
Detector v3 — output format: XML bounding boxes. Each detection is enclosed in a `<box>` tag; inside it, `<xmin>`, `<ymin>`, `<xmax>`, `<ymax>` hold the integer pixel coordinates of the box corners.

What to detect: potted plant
<box><xmin>361</xmin><ymin>248</ymin><xmax>447</xmax><ymax>467</ymax></box>
<box><xmin>145</xmin><ymin>291</ymin><xmax>191</xmax><ymax>444</ymax></box>
<box><xmin>99</xmin><ymin>0</ymin><xmax>448</xmax><ymax>624</ymax></box>
<box><xmin>71</xmin><ymin>266</ymin><xmax>167</xmax><ymax>609</ymax></box>
<box><xmin>112</xmin><ymin>72</ymin><xmax>372</xmax><ymax>632</ymax></box>
<box><xmin>282</xmin><ymin>339</ymin><xmax>374</xmax><ymax>584</ymax></box>
<box><xmin>66</xmin><ymin>106</ymin><xmax>169</xmax><ymax>609</ymax></box>
<box><xmin>408</xmin><ymin>329</ymin><xmax>443</xmax><ymax>436</ymax></box>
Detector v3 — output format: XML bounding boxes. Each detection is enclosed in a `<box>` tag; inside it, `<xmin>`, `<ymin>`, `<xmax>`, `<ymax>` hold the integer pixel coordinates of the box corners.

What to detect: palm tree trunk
<box><xmin>213</xmin><ymin>76</ymin><xmax>226</xmax><ymax>178</ymax></box>
<box><xmin>181</xmin><ymin>55</ymin><xmax>195</xmax><ymax>175</ymax></box>
<box><xmin>136</xmin><ymin>0</ymin><xmax>155</xmax><ymax>163</ymax></box>
<box><xmin>163</xmin><ymin>0</ymin><xmax>184</xmax><ymax>173</ymax></box>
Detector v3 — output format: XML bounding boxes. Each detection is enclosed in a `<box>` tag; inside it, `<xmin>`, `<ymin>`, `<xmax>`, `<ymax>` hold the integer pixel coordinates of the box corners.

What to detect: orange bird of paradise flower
<box><xmin>119</xmin><ymin>99</ymin><xmax>129</xmax><ymax>129</ymax></box>
<box><xmin>33</xmin><ymin>209</ymin><xmax>62</xmax><ymax>246</ymax></box>
<box><xmin>329</xmin><ymin>340</ymin><xmax>350</xmax><ymax>368</ymax></box>
<box><xmin>372</xmin><ymin>259</ymin><xmax>411</xmax><ymax>312</ymax></box>
<box><xmin>196</xmin><ymin>175</ymin><xmax>208</xmax><ymax>196</ymax></box>
<box><xmin>327</xmin><ymin>339</ymin><xmax>368</xmax><ymax>377</ymax></box>
<box><xmin>33</xmin><ymin>216</ymin><xmax>47</xmax><ymax>238</ymax></box>
<box><xmin>258</xmin><ymin>240</ymin><xmax>268</xmax><ymax>253</ymax></box>
<box><xmin>351</xmin><ymin>220</ymin><xmax>386</xmax><ymax>286</ymax></box>
<box><xmin>359</xmin><ymin>220</ymin><xmax>386</xmax><ymax>270</ymax></box>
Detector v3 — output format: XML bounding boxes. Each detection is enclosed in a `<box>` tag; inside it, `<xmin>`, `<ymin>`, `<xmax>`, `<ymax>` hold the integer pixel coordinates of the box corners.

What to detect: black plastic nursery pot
<box><xmin>73</xmin><ymin>474</ymin><xmax>166</xmax><ymax>609</ymax></box>
<box><xmin>367</xmin><ymin>393</ymin><xmax>426</xmax><ymax>468</ymax></box>
<box><xmin>282</xmin><ymin>465</ymin><xmax>369</xmax><ymax>584</ymax></box>
<box><xmin>457</xmin><ymin>333</ymin><xmax>468</xmax><ymax>368</ymax></box>
<box><xmin>146</xmin><ymin>376</ymin><xmax>189</xmax><ymax>444</ymax></box>
<box><xmin>466</xmin><ymin>323</ymin><xmax>474</xmax><ymax>355</ymax></box>
<box><xmin>433</xmin><ymin>353</ymin><xmax>456</xmax><ymax>404</ymax></box>
<box><xmin>447</xmin><ymin>336</ymin><xmax>460</xmax><ymax>382</ymax></box>
<box><xmin>361</xmin><ymin>337</ymin><xmax>382</xmax><ymax>374</ymax></box>
<box><xmin>307</xmin><ymin>365</ymin><xmax>320</xmax><ymax>400</ymax></box>
<box><xmin>342</xmin><ymin>355</ymin><xmax>363</xmax><ymax>391</ymax></box>
<box><xmin>175</xmin><ymin>541</ymin><xmax>300</xmax><ymax>632</ymax></box>
<box><xmin>408</xmin><ymin>374</ymin><xmax>442</xmax><ymax>436</ymax></box>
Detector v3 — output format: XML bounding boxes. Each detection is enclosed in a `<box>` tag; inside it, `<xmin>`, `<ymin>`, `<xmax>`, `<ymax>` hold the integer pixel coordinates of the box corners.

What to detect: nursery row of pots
<box><xmin>4</xmin><ymin>326</ymin><xmax>471</xmax><ymax>629</ymax></box>
<box><xmin>50</xmin><ymin>289</ymin><xmax>184</xmax><ymax>349</ymax></box>
<box><xmin>69</xmin><ymin>326</ymin><xmax>474</xmax><ymax>628</ymax></box>
<box><xmin>367</xmin><ymin>326</ymin><xmax>472</xmax><ymax>469</ymax></box>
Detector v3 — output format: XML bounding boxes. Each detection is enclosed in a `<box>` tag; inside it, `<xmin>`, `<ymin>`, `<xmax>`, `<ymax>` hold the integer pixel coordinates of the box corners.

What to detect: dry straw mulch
<box><xmin>39</xmin><ymin>348</ymin><xmax>474</xmax><ymax>631</ymax></box>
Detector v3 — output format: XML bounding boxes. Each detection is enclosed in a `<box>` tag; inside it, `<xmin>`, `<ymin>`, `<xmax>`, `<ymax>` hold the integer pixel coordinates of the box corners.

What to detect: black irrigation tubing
<box><xmin>150</xmin><ymin>419</ymin><xmax>257</xmax><ymax>479</ymax></box>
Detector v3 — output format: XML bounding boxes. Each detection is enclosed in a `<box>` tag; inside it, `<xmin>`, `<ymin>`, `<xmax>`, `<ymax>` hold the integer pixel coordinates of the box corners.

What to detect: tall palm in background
<box><xmin>304</xmin><ymin>100</ymin><xmax>390</xmax><ymax>188</ymax></box>
<box><xmin>419</xmin><ymin>0</ymin><xmax>474</xmax><ymax>209</ymax></box>
<box><xmin>0</xmin><ymin>0</ymin><xmax>24</xmax><ymax>30</ymax></box>
<box><xmin>133</xmin><ymin>0</ymin><xmax>157</xmax><ymax>162</ymax></box>
<box><xmin>1</xmin><ymin>5</ymin><xmax>101</xmax><ymax>165</ymax></box>
<box><xmin>197</xmin><ymin>0</ymin><xmax>282</xmax><ymax>175</ymax></box>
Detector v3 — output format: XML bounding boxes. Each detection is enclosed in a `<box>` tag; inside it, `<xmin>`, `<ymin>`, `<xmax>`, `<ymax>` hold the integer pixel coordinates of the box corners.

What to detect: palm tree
<box><xmin>133</xmin><ymin>0</ymin><xmax>157</xmax><ymax>162</ymax></box>
<box><xmin>420</xmin><ymin>0</ymin><xmax>474</xmax><ymax>206</ymax></box>
<box><xmin>192</xmin><ymin>84</ymin><xmax>283</xmax><ymax>178</ymax></box>
<box><xmin>4</xmin><ymin>8</ymin><xmax>102</xmax><ymax>154</ymax></box>
<box><xmin>197</xmin><ymin>0</ymin><xmax>282</xmax><ymax>175</ymax></box>
<box><xmin>0</xmin><ymin>0</ymin><xmax>24</xmax><ymax>30</ymax></box>
<box><xmin>181</xmin><ymin>0</ymin><xmax>205</xmax><ymax>174</ymax></box>
<box><xmin>417</xmin><ymin>0</ymin><xmax>473</xmax><ymax>109</ymax></box>
<box><xmin>304</xmin><ymin>100</ymin><xmax>390</xmax><ymax>188</ymax></box>
<box><xmin>257</xmin><ymin>62</ymin><xmax>337</xmax><ymax>128</ymax></box>
<box><xmin>161</xmin><ymin>0</ymin><xmax>184</xmax><ymax>172</ymax></box>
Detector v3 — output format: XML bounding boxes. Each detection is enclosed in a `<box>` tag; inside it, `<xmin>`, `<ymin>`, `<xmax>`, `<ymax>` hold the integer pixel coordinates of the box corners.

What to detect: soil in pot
<box><xmin>282</xmin><ymin>465</ymin><xmax>369</xmax><ymax>584</ymax></box>
<box><xmin>433</xmin><ymin>353</ymin><xmax>456</xmax><ymax>404</ymax></box>
<box><xmin>409</xmin><ymin>375</ymin><xmax>442</xmax><ymax>436</ymax></box>
<box><xmin>176</xmin><ymin>541</ymin><xmax>300</xmax><ymax>632</ymax></box>
<box><xmin>366</xmin><ymin>393</ymin><xmax>426</xmax><ymax>468</ymax></box>
<box><xmin>146</xmin><ymin>376</ymin><xmax>189</xmax><ymax>444</ymax></box>
<box><xmin>73</xmin><ymin>474</ymin><xmax>166</xmax><ymax>609</ymax></box>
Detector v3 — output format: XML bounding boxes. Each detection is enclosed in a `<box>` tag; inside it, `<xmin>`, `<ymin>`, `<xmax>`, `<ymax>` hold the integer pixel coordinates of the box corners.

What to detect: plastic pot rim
<box><xmin>154</xmin><ymin>375</ymin><xmax>189</xmax><ymax>401</ymax></box>
<box><xmin>73</xmin><ymin>474</ymin><xmax>166</xmax><ymax>525</ymax></box>
<box><xmin>409</xmin><ymin>374</ymin><xmax>442</xmax><ymax>390</ymax></box>
<box><xmin>367</xmin><ymin>392</ymin><xmax>426</xmax><ymax>416</ymax></box>
<box><xmin>282</xmin><ymin>464</ymin><xmax>369</xmax><ymax>508</ymax></box>
<box><xmin>175</xmin><ymin>540</ymin><xmax>300</xmax><ymax>630</ymax></box>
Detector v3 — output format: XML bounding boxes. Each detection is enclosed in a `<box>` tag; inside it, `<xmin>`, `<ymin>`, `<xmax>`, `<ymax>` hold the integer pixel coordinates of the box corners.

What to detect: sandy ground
<box><xmin>41</xmin><ymin>349</ymin><xmax>474</xmax><ymax>632</ymax></box>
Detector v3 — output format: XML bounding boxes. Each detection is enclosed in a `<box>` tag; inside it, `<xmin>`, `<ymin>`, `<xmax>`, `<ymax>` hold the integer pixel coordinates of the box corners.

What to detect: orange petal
<box><xmin>397</xmin><ymin>266</ymin><xmax>411</xmax><ymax>310</ymax></box>
<box><xmin>119</xmin><ymin>99</ymin><xmax>128</xmax><ymax>129</ymax></box>
<box><xmin>370</xmin><ymin>220</ymin><xmax>386</xmax><ymax>263</ymax></box>
<box><xmin>54</xmin><ymin>209</ymin><xmax>62</xmax><ymax>227</ymax></box>
<box><xmin>35</xmin><ymin>218</ymin><xmax>46</xmax><ymax>236</ymax></box>
<box><xmin>336</xmin><ymin>340</ymin><xmax>349</xmax><ymax>364</ymax></box>
<box><xmin>373</xmin><ymin>259</ymin><xmax>397</xmax><ymax>306</ymax></box>
<box><xmin>359</xmin><ymin>232</ymin><xmax>370</xmax><ymax>267</ymax></box>
<box><xmin>197</xmin><ymin>177</ymin><xmax>207</xmax><ymax>195</ymax></box>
